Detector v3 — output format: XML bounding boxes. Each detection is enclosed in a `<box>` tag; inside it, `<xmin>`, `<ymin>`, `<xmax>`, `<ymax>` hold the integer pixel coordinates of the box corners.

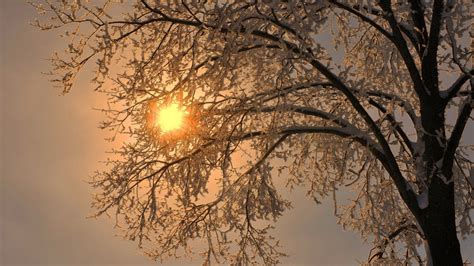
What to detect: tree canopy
<box><xmin>34</xmin><ymin>0</ymin><xmax>472</xmax><ymax>264</ymax></box>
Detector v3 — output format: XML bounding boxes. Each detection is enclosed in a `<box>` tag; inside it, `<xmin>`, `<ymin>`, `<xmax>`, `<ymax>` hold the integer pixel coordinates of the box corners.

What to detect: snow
<box><xmin>417</xmin><ymin>190</ymin><xmax>429</xmax><ymax>209</ymax></box>
<box><xmin>439</xmin><ymin>173</ymin><xmax>454</xmax><ymax>184</ymax></box>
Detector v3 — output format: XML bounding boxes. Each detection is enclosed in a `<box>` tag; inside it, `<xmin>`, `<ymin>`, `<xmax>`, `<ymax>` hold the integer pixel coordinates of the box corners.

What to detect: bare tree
<box><xmin>33</xmin><ymin>0</ymin><xmax>472</xmax><ymax>265</ymax></box>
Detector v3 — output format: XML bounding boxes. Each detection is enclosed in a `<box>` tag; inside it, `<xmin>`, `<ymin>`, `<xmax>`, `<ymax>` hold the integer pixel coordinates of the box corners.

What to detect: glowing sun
<box><xmin>156</xmin><ymin>103</ymin><xmax>187</xmax><ymax>133</ymax></box>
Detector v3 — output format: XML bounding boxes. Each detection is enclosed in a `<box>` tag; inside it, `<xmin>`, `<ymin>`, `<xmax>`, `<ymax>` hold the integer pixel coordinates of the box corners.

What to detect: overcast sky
<box><xmin>1</xmin><ymin>1</ymin><xmax>472</xmax><ymax>265</ymax></box>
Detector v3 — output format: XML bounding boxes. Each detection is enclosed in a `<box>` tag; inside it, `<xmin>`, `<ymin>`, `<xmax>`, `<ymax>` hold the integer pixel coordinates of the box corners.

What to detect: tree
<box><xmin>33</xmin><ymin>0</ymin><xmax>473</xmax><ymax>265</ymax></box>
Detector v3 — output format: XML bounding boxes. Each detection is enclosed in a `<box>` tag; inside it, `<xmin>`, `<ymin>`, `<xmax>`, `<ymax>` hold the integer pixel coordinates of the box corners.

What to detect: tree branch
<box><xmin>258</xmin><ymin>104</ymin><xmax>381</xmax><ymax>149</ymax></box>
<box><xmin>443</xmin><ymin>92</ymin><xmax>473</xmax><ymax>173</ymax></box>
<box><xmin>441</xmin><ymin>70</ymin><xmax>473</xmax><ymax>103</ymax></box>
<box><xmin>330</xmin><ymin>1</ymin><xmax>393</xmax><ymax>41</ymax></box>
<box><xmin>368</xmin><ymin>223</ymin><xmax>419</xmax><ymax>262</ymax></box>
<box><xmin>421</xmin><ymin>0</ymin><xmax>444</xmax><ymax>96</ymax></box>
<box><xmin>368</xmin><ymin>99</ymin><xmax>415</xmax><ymax>155</ymax></box>
<box><xmin>98</xmin><ymin>0</ymin><xmax>421</xmax><ymax>216</ymax></box>
<box><xmin>408</xmin><ymin>0</ymin><xmax>428</xmax><ymax>55</ymax></box>
<box><xmin>238</xmin><ymin>126</ymin><xmax>387</xmax><ymax>164</ymax></box>
<box><xmin>379</xmin><ymin>0</ymin><xmax>427</xmax><ymax>99</ymax></box>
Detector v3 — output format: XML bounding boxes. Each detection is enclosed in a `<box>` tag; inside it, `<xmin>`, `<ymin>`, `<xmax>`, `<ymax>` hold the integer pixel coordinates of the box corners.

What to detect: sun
<box><xmin>156</xmin><ymin>103</ymin><xmax>187</xmax><ymax>133</ymax></box>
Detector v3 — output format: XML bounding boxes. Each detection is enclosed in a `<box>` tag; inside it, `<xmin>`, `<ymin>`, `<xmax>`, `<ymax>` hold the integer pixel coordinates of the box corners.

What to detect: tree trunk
<box><xmin>421</xmin><ymin>177</ymin><xmax>463</xmax><ymax>266</ymax></box>
<box><xmin>416</xmin><ymin>98</ymin><xmax>463</xmax><ymax>265</ymax></box>
<box><xmin>424</xmin><ymin>220</ymin><xmax>462</xmax><ymax>265</ymax></box>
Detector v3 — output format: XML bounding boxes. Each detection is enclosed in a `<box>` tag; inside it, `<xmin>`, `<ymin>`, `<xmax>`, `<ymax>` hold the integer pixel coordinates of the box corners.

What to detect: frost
<box><xmin>34</xmin><ymin>0</ymin><xmax>473</xmax><ymax>264</ymax></box>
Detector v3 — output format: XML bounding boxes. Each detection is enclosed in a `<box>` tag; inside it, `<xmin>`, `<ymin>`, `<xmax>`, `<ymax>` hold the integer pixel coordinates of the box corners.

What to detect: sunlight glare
<box><xmin>156</xmin><ymin>103</ymin><xmax>187</xmax><ymax>133</ymax></box>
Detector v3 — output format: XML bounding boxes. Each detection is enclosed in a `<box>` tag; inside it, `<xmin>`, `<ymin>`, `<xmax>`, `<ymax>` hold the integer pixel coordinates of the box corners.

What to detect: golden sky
<box><xmin>1</xmin><ymin>1</ymin><xmax>472</xmax><ymax>265</ymax></box>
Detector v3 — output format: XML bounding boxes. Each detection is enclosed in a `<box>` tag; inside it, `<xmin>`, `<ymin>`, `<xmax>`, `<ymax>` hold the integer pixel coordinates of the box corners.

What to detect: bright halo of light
<box><xmin>156</xmin><ymin>103</ymin><xmax>187</xmax><ymax>133</ymax></box>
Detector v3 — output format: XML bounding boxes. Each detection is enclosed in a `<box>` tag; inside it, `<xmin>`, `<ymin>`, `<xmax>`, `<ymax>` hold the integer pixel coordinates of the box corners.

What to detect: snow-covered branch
<box><xmin>441</xmin><ymin>70</ymin><xmax>473</xmax><ymax>102</ymax></box>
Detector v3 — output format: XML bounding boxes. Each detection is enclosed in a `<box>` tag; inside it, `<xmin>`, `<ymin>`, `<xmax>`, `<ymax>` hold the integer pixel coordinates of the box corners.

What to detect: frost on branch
<box><xmin>34</xmin><ymin>0</ymin><xmax>473</xmax><ymax>265</ymax></box>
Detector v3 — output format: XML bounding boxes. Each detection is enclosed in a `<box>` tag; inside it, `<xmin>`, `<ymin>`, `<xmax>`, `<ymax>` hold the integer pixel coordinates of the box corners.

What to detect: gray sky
<box><xmin>1</xmin><ymin>1</ymin><xmax>472</xmax><ymax>265</ymax></box>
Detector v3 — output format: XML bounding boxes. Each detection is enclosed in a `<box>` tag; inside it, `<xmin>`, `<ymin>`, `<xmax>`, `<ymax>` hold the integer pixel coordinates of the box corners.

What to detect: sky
<box><xmin>0</xmin><ymin>1</ymin><xmax>472</xmax><ymax>265</ymax></box>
